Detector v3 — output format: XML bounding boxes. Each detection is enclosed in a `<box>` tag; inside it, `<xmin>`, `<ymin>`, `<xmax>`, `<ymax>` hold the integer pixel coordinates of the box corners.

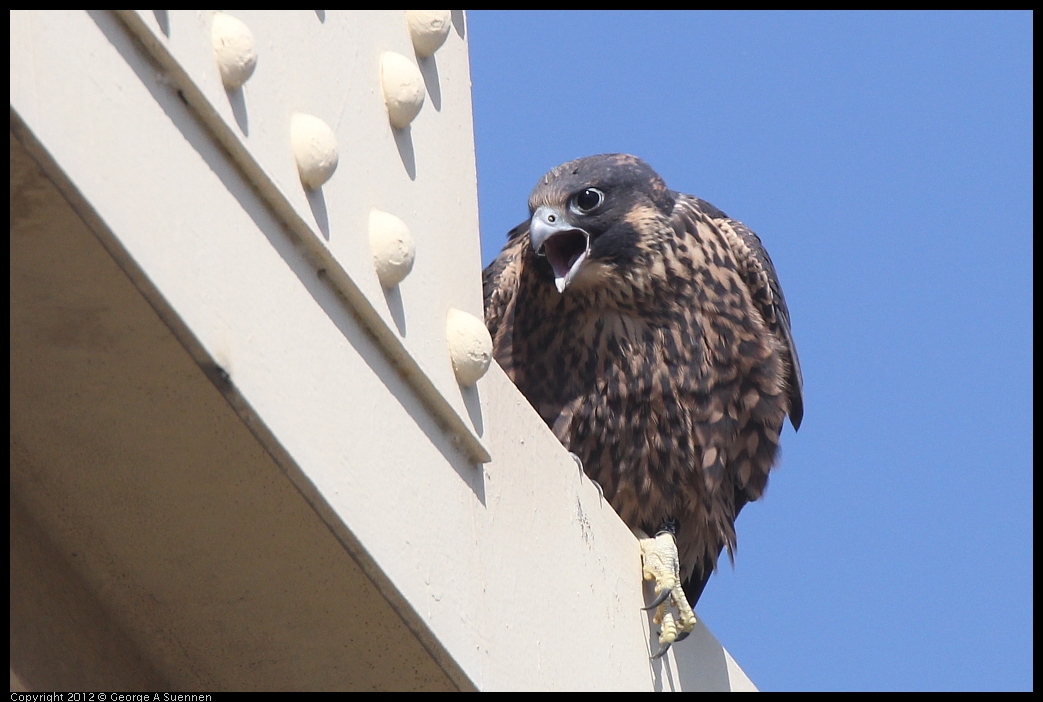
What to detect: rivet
<box><xmin>406</xmin><ymin>11</ymin><xmax>452</xmax><ymax>58</ymax></box>
<box><xmin>211</xmin><ymin>12</ymin><xmax>257</xmax><ymax>91</ymax></box>
<box><xmin>369</xmin><ymin>210</ymin><xmax>416</xmax><ymax>288</ymax></box>
<box><xmin>290</xmin><ymin>113</ymin><xmax>339</xmax><ymax>190</ymax></box>
<box><xmin>380</xmin><ymin>51</ymin><xmax>425</xmax><ymax>129</ymax></box>
<box><xmin>446</xmin><ymin>308</ymin><xmax>492</xmax><ymax>387</ymax></box>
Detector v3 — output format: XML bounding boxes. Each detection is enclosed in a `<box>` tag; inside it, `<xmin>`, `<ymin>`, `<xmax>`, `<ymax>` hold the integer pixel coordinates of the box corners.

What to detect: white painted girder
<box><xmin>9</xmin><ymin>10</ymin><xmax>755</xmax><ymax>691</ymax></box>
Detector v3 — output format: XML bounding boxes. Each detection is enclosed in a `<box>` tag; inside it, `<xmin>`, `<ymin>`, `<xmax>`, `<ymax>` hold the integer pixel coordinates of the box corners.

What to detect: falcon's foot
<box><xmin>639</xmin><ymin>530</ymin><xmax>697</xmax><ymax>659</ymax></box>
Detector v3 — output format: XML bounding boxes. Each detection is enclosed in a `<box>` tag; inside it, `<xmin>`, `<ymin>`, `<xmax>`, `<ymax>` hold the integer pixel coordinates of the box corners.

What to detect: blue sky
<box><xmin>466</xmin><ymin>11</ymin><xmax>1032</xmax><ymax>692</ymax></box>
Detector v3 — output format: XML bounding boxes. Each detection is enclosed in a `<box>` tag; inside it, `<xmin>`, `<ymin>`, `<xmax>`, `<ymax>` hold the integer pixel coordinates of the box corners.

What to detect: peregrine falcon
<box><xmin>482</xmin><ymin>154</ymin><xmax>803</xmax><ymax>657</ymax></box>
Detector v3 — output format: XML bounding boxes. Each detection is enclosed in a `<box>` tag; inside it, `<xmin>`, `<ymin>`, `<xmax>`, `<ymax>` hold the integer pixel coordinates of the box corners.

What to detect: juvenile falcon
<box><xmin>482</xmin><ymin>154</ymin><xmax>803</xmax><ymax>658</ymax></box>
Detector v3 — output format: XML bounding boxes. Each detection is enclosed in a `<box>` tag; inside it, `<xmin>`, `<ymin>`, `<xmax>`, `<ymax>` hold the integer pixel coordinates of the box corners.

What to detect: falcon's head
<box><xmin>527</xmin><ymin>154</ymin><xmax>675</xmax><ymax>293</ymax></box>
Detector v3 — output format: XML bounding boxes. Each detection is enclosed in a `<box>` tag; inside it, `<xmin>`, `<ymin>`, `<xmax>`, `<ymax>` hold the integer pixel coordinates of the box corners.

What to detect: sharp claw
<box><xmin>572</xmin><ymin>452</ymin><xmax>605</xmax><ymax>506</ymax></box>
<box><xmin>591</xmin><ymin>478</ymin><xmax>605</xmax><ymax>506</ymax></box>
<box><xmin>569</xmin><ymin>452</ymin><xmax>584</xmax><ymax>472</ymax></box>
<box><xmin>651</xmin><ymin>641</ymin><xmax>672</xmax><ymax>660</ymax></box>
<box><xmin>643</xmin><ymin>588</ymin><xmax>671</xmax><ymax>611</ymax></box>
<box><xmin>674</xmin><ymin>630</ymin><xmax>690</xmax><ymax>643</ymax></box>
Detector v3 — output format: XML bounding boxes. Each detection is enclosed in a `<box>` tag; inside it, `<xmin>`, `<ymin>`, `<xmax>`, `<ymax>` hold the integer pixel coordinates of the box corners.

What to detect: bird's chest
<box><xmin>509</xmin><ymin>277</ymin><xmax>776</xmax><ymax>459</ymax></box>
<box><xmin>512</xmin><ymin>300</ymin><xmax>699</xmax><ymax>434</ymax></box>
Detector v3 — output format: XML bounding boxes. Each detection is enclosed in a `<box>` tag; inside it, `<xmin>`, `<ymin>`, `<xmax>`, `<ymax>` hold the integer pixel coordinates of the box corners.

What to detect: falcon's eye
<box><xmin>571</xmin><ymin>188</ymin><xmax>604</xmax><ymax>214</ymax></box>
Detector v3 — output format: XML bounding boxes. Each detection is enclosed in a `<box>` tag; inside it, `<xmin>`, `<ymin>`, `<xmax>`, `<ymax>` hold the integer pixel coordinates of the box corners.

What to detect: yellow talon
<box><xmin>639</xmin><ymin>530</ymin><xmax>697</xmax><ymax>653</ymax></box>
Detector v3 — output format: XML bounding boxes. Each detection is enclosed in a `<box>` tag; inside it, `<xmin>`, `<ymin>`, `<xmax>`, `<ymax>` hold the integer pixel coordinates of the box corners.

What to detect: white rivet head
<box><xmin>446</xmin><ymin>308</ymin><xmax>493</xmax><ymax>387</ymax></box>
<box><xmin>290</xmin><ymin>113</ymin><xmax>339</xmax><ymax>190</ymax></box>
<box><xmin>406</xmin><ymin>11</ymin><xmax>452</xmax><ymax>58</ymax></box>
<box><xmin>369</xmin><ymin>210</ymin><xmax>416</xmax><ymax>288</ymax></box>
<box><xmin>380</xmin><ymin>51</ymin><xmax>425</xmax><ymax>129</ymax></box>
<box><xmin>211</xmin><ymin>12</ymin><xmax>257</xmax><ymax>91</ymax></box>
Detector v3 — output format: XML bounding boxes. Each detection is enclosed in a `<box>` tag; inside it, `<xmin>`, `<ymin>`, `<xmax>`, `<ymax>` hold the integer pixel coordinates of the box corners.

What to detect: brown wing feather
<box><xmin>684</xmin><ymin>197</ymin><xmax>804</xmax><ymax>430</ymax></box>
<box><xmin>482</xmin><ymin>221</ymin><xmax>529</xmax><ymax>377</ymax></box>
<box><xmin>667</xmin><ymin>195</ymin><xmax>802</xmax><ymax>604</ymax></box>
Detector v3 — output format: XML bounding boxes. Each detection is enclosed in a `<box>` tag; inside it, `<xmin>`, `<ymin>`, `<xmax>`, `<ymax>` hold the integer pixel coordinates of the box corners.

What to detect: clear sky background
<box><xmin>465</xmin><ymin>11</ymin><xmax>1032</xmax><ymax>692</ymax></box>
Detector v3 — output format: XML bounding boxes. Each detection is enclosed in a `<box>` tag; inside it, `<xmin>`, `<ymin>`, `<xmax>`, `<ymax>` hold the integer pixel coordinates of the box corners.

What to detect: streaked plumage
<box><xmin>483</xmin><ymin>154</ymin><xmax>803</xmax><ymax>609</ymax></box>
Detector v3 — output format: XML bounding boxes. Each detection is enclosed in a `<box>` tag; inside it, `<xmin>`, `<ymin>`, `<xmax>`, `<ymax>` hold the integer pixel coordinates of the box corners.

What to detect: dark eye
<box><xmin>571</xmin><ymin>188</ymin><xmax>604</xmax><ymax>214</ymax></box>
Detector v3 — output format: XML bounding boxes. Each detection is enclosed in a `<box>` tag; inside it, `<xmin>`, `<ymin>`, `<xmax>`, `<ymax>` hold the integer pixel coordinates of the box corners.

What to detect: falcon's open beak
<box><xmin>530</xmin><ymin>205</ymin><xmax>591</xmax><ymax>293</ymax></box>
